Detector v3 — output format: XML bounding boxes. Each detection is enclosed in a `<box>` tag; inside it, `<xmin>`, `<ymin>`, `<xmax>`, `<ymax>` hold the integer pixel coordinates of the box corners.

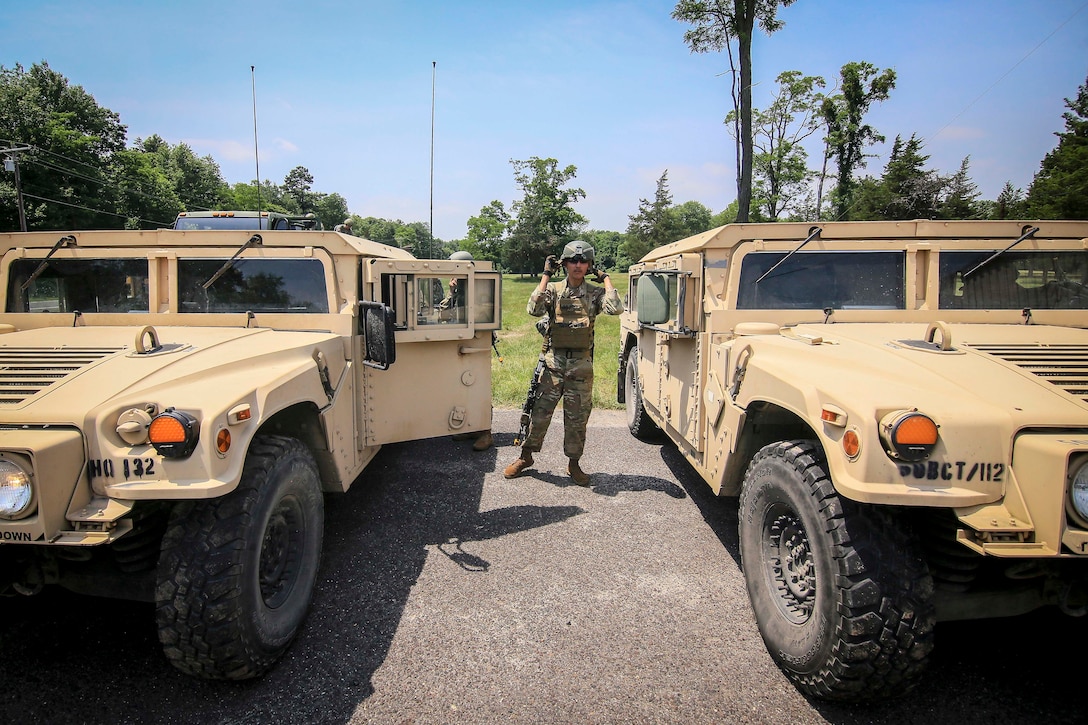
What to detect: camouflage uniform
<box><xmin>521</xmin><ymin>278</ymin><xmax>623</xmax><ymax>459</ymax></box>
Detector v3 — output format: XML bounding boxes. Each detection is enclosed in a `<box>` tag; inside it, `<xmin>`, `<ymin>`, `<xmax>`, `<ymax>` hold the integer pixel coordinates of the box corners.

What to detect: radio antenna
<box><xmin>429</xmin><ymin>60</ymin><xmax>436</xmax><ymax>259</ymax></box>
<box><xmin>251</xmin><ymin>65</ymin><xmax>262</xmax><ymax>218</ymax></box>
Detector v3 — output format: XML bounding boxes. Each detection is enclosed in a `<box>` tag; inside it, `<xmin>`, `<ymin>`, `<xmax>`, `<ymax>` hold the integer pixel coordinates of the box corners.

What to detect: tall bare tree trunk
<box><xmin>736</xmin><ymin>0</ymin><xmax>754</xmax><ymax>223</ymax></box>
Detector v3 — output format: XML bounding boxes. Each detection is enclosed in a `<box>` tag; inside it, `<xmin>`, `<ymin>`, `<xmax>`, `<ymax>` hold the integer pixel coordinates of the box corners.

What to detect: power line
<box><xmin>3</xmin><ymin>142</ymin><xmax>182</xmax><ymax>226</ymax></box>
<box><xmin>924</xmin><ymin>1</ymin><xmax>1088</xmax><ymax>148</ymax></box>
<box><xmin>21</xmin><ymin>192</ymin><xmax>172</xmax><ymax>227</ymax></box>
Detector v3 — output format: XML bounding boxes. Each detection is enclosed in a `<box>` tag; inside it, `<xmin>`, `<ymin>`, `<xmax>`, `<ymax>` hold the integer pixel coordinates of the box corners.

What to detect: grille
<box><xmin>966</xmin><ymin>343</ymin><xmax>1088</xmax><ymax>404</ymax></box>
<box><xmin>0</xmin><ymin>347</ymin><xmax>122</xmax><ymax>406</ymax></box>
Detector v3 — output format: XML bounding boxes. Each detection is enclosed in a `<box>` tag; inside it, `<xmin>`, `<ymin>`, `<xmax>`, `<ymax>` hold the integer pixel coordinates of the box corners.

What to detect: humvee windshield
<box><xmin>174</xmin><ymin>216</ymin><xmax>277</xmax><ymax>230</ymax></box>
<box><xmin>181</xmin><ymin>259</ymin><xmax>328</xmax><ymax>313</ymax></box>
<box><xmin>6</xmin><ymin>258</ymin><xmax>329</xmax><ymax>314</ymax></box>
<box><xmin>940</xmin><ymin>251</ymin><xmax>1088</xmax><ymax>309</ymax></box>
<box><xmin>738</xmin><ymin>251</ymin><xmax>905</xmax><ymax>310</ymax></box>
<box><xmin>735</xmin><ymin>249</ymin><xmax>1088</xmax><ymax>310</ymax></box>
<box><xmin>6</xmin><ymin>258</ymin><xmax>150</xmax><ymax>313</ymax></box>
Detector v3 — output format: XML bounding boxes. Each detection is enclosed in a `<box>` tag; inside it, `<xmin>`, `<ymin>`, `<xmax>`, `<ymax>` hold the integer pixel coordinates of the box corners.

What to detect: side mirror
<box><xmin>359</xmin><ymin>300</ymin><xmax>396</xmax><ymax>370</ymax></box>
<box><xmin>636</xmin><ymin>273</ymin><xmax>671</xmax><ymax>325</ymax></box>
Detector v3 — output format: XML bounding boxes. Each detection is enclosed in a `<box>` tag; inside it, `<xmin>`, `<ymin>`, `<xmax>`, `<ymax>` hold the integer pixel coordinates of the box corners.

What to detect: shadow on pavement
<box><xmin>0</xmin><ymin>433</ymin><xmax>583</xmax><ymax>723</ymax></box>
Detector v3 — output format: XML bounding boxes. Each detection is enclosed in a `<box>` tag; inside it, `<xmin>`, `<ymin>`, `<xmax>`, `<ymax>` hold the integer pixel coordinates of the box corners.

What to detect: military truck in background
<box><xmin>173</xmin><ymin>209</ymin><xmax>323</xmax><ymax>230</ymax></box>
<box><xmin>0</xmin><ymin>225</ymin><xmax>500</xmax><ymax>678</ymax></box>
<box><xmin>618</xmin><ymin>219</ymin><xmax>1088</xmax><ymax>701</ymax></box>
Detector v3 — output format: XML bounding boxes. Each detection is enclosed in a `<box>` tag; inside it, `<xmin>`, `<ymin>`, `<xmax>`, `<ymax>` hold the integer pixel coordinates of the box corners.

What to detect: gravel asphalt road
<box><xmin>1</xmin><ymin>408</ymin><xmax>1083</xmax><ymax>724</ymax></box>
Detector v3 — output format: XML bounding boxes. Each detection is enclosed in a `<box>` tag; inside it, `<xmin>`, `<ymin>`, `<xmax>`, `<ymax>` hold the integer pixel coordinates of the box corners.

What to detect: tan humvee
<box><xmin>618</xmin><ymin>219</ymin><xmax>1088</xmax><ymax>702</ymax></box>
<box><xmin>0</xmin><ymin>227</ymin><xmax>499</xmax><ymax>679</ymax></box>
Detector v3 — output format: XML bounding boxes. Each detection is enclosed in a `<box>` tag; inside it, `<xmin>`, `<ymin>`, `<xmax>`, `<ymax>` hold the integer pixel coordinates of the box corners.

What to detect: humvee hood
<box><xmin>0</xmin><ymin>324</ymin><xmax>337</xmax><ymax>421</ymax></box>
<box><xmin>779</xmin><ymin>321</ymin><xmax>1088</xmax><ymax>419</ymax></box>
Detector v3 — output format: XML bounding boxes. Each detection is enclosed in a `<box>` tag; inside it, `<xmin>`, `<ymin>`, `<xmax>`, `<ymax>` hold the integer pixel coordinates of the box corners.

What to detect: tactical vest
<box><xmin>549</xmin><ymin>280</ymin><xmax>594</xmax><ymax>350</ymax></box>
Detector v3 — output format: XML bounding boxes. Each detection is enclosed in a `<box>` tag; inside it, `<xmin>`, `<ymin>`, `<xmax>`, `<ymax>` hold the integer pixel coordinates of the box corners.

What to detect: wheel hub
<box><xmin>260</xmin><ymin>498</ymin><xmax>303</xmax><ymax>608</ymax></box>
<box><xmin>766</xmin><ymin>508</ymin><xmax>815</xmax><ymax>623</ymax></box>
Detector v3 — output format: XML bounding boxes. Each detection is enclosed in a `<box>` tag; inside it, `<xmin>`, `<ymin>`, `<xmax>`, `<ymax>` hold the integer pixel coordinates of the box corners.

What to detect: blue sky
<box><xmin>3</xmin><ymin>1</ymin><xmax>1086</xmax><ymax>240</ymax></box>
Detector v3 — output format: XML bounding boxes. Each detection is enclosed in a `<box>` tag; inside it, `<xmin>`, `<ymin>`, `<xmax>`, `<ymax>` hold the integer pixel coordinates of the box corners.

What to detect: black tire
<box><xmin>155</xmin><ymin>435</ymin><xmax>324</xmax><ymax>680</ymax></box>
<box><xmin>625</xmin><ymin>344</ymin><xmax>661</xmax><ymax>441</ymax></box>
<box><xmin>738</xmin><ymin>440</ymin><xmax>935</xmax><ymax>702</ymax></box>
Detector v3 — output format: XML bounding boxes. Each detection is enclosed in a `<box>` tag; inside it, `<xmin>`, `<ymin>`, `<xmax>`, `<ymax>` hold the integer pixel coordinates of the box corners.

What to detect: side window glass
<box><xmin>473</xmin><ymin>277</ymin><xmax>497</xmax><ymax>324</ymax></box>
<box><xmin>417</xmin><ymin>275</ymin><xmax>469</xmax><ymax>325</ymax></box>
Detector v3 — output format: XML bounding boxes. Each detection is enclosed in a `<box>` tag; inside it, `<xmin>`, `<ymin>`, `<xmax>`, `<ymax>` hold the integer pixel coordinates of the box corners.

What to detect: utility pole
<box><xmin>3</xmin><ymin>145</ymin><xmax>31</xmax><ymax>231</ymax></box>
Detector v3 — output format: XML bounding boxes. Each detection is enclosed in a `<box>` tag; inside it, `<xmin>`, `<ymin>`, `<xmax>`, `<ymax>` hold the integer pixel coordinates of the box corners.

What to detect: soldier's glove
<box><xmin>591</xmin><ymin>266</ymin><xmax>609</xmax><ymax>283</ymax></box>
<box><xmin>543</xmin><ymin>255</ymin><xmax>559</xmax><ymax>276</ymax></box>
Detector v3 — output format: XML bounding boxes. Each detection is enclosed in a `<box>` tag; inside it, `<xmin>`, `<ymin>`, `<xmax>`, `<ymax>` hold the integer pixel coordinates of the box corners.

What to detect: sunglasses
<box><xmin>567</xmin><ymin>256</ymin><xmax>590</xmax><ymax>264</ymax></box>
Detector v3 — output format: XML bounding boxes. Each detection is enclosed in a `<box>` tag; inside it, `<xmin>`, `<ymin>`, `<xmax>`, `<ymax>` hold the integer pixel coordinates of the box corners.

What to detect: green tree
<box><xmin>354</xmin><ymin>216</ymin><xmax>400</xmax><ymax>245</ymax></box>
<box><xmin>883</xmin><ymin>134</ymin><xmax>935</xmax><ymax>219</ymax></box>
<box><xmin>582</xmin><ymin>229</ymin><xmax>625</xmax><ymax>271</ymax></box>
<box><xmin>466</xmin><ymin>200</ymin><xmax>510</xmax><ymax>264</ymax></box>
<box><xmin>395</xmin><ymin>221</ymin><xmax>432</xmax><ymax>255</ymax></box>
<box><xmin>621</xmin><ymin>170</ymin><xmax>675</xmax><ymax>265</ymax></box>
<box><xmin>732</xmin><ymin>70</ymin><xmax>824</xmax><ymax>221</ymax></box>
<box><xmin>670</xmin><ymin>199</ymin><xmax>714</xmax><ymax>238</ymax></box>
<box><xmin>226</xmin><ymin>179</ymin><xmax>291</xmax><ymax>213</ymax></box>
<box><xmin>134</xmin><ymin>135</ymin><xmax>229</xmax><ymax>212</ymax></box>
<box><xmin>283</xmin><ymin>166</ymin><xmax>315</xmax><ymax>214</ymax></box>
<box><xmin>850</xmin><ymin>135</ymin><xmax>982</xmax><ymax>222</ymax></box>
<box><xmin>1024</xmin><ymin>75</ymin><xmax>1088</xmax><ymax>219</ymax></box>
<box><xmin>938</xmin><ymin>157</ymin><xmax>982</xmax><ymax>219</ymax></box>
<box><xmin>504</xmin><ymin>157</ymin><xmax>587</xmax><ymax>274</ymax></box>
<box><xmin>312</xmin><ymin>192</ymin><xmax>349</xmax><ymax>231</ymax></box>
<box><xmin>0</xmin><ymin>62</ymin><xmax>128</xmax><ymax>231</ymax></box>
<box><xmin>857</xmin><ymin>133</ymin><xmax>941</xmax><ymax>220</ymax></box>
<box><xmin>993</xmin><ymin>181</ymin><xmax>1026</xmax><ymax>220</ymax></box>
<box><xmin>110</xmin><ymin>148</ymin><xmax>182</xmax><ymax>228</ymax></box>
<box><xmin>818</xmin><ymin>61</ymin><xmax>896</xmax><ymax>220</ymax></box>
<box><xmin>672</xmin><ymin>0</ymin><xmax>796</xmax><ymax>223</ymax></box>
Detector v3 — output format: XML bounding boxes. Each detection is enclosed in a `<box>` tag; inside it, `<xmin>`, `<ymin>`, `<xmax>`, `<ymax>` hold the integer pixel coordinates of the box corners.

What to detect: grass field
<box><xmin>490</xmin><ymin>273</ymin><xmax>629</xmax><ymax>410</ymax></box>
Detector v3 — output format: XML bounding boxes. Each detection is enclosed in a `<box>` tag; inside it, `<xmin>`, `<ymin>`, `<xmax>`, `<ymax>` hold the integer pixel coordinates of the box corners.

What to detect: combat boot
<box><xmin>503</xmin><ymin>450</ymin><xmax>534</xmax><ymax>479</ymax></box>
<box><xmin>472</xmin><ymin>430</ymin><xmax>494</xmax><ymax>451</ymax></box>
<box><xmin>568</xmin><ymin>459</ymin><xmax>590</xmax><ymax>486</ymax></box>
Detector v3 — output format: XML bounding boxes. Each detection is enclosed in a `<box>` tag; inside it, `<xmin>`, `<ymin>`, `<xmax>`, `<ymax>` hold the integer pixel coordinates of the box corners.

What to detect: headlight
<box><xmin>149</xmin><ymin>408</ymin><xmax>200</xmax><ymax>458</ymax></box>
<box><xmin>879</xmin><ymin>410</ymin><xmax>939</xmax><ymax>462</ymax></box>
<box><xmin>1070</xmin><ymin>459</ymin><xmax>1088</xmax><ymax>524</ymax></box>
<box><xmin>0</xmin><ymin>458</ymin><xmax>35</xmax><ymax>519</ymax></box>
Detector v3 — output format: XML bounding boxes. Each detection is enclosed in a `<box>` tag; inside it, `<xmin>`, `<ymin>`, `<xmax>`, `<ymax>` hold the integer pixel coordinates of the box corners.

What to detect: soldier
<box><xmin>333</xmin><ymin>218</ymin><xmax>353</xmax><ymax>234</ymax></box>
<box><xmin>503</xmin><ymin>241</ymin><xmax>623</xmax><ymax>485</ymax></box>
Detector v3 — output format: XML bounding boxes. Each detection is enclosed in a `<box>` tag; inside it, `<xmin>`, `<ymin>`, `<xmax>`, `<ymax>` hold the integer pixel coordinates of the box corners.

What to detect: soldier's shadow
<box><xmin>527</xmin><ymin>470</ymin><xmax>685</xmax><ymax>498</ymax></box>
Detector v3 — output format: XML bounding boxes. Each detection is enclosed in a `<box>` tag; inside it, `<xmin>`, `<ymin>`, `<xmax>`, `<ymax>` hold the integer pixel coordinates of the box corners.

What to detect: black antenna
<box><xmin>429</xmin><ymin>60</ymin><xmax>436</xmax><ymax>259</ymax></box>
<box><xmin>251</xmin><ymin>65</ymin><xmax>262</xmax><ymax>220</ymax></box>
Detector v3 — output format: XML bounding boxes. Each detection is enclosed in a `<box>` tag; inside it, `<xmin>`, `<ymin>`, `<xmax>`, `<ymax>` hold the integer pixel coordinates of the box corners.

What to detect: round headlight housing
<box><xmin>1069</xmin><ymin>459</ymin><xmax>1088</xmax><ymax>526</ymax></box>
<box><xmin>879</xmin><ymin>410</ymin><xmax>939</xmax><ymax>462</ymax></box>
<box><xmin>0</xmin><ymin>459</ymin><xmax>35</xmax><ymax>519</ymax></box>
<box><xmin>149</xmin><ymin>408</ymin><xmax>200</xmax><ymax>458</ymax></box>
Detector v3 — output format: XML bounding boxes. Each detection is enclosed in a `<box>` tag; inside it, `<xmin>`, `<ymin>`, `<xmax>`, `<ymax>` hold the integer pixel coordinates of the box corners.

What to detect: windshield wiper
<box><xmin>202</xmin><ymin>234</ymin><xmax>262</xmax><ymax>290</ymax></box>
<box><xmin>961</xmin><ymin>225</ymin><xmax>1039</xmax><ymax>280</ymax></box>
<box><xmin>20</xmin><ymin>235</ymin><xmax>75</xmax><ymax>291</ymax></box>
<box><xmin>755</xmin><ymin>226</ymin><xmax>822</xmax><ymax>284</ymax></box>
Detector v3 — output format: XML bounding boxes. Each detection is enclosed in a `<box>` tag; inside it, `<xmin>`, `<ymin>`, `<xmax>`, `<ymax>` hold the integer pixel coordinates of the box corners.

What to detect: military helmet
<box><xmin>560</xmin><ymin>240</ymin><xmax>595</xmax><ymax>264</ymax></box>
<box><xmin>449</xmin><ymin>250</ymin><xmax>473</xmax><ymax>261</ymax></box>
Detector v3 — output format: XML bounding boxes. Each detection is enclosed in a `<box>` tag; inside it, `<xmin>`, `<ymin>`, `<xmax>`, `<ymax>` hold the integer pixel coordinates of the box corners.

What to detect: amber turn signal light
<box><xmin>149</xmin><ymin>408</ymin><xmax>200</xmax><ymax>458</ymax></box>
